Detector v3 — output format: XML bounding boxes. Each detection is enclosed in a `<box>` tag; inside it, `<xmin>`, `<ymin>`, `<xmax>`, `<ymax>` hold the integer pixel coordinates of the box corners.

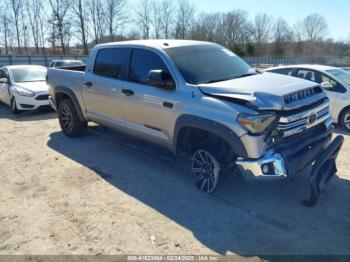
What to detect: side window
<box><xmin>129</xmin><ymin>49</ymin><xmax>170</xmax><ymax>86</ymax></box>
<box><xmin>270</xmin><ymin>68</ymin><xmax>294</xmax><ymax>76</ymax></box>
<box><xmin>320</xmin><ymin>74</ymin><xmax>346</xmax><ymax>93</ymax></box>
<box><xmin>0</xmin><ymin>69</ymin><xmax>8</xmax><ymax>80</ymax></box>
<box><xmin>93</xmin><ymin>48</ymin><xmax>127</xmax><ymax>79</ymax></box>
<box><xmin>55</xmin><ymin>62</ymin><xmax>64</xmax><ymax>68</ymax></box>
<box><xmin>0</xmin><ymin>70</ymin><xmax>5</xmax><ymax>79</ymax></box>
<box><xmin>296</xmin><ymin>69</ymin><xmax>316</xmax><ymax>82</ymax></box>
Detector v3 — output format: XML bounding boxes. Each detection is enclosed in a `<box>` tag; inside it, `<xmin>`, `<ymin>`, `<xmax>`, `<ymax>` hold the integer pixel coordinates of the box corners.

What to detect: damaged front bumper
<box><xmin>236</xmin><ymin>119</ymin><xmax>344</xmax><ymax>206</ymax></box>
<box><xmin>236</xmin><ymin>151</ymin><xmax>287</xmax><ymax>182</ymax></box>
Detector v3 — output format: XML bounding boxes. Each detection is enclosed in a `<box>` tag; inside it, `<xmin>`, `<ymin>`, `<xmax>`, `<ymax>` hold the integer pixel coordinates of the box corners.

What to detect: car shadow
<box><xmin>0</xmin><ymin>103</ymin><xmax>56</xmax><ymax>122</ymax></box>
<box><xmin>47</xmin><ymin>127</ymin><xmax>350</xmax><ymax>256</ymax></box>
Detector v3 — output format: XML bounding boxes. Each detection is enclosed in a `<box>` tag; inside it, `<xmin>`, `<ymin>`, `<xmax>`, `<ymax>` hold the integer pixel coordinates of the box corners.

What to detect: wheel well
<box><xmin>55</xmin><ymin>92</ymin><xmax>71</xmax><ymax>108</ymax></box>
<box><xmin>338</xmin><ymin>105</ymin><xmax>350</xmax><ymax>124</ymax></box>
<box><xmin>176</xmin><ymin>127</ymin><xmax>235</xmax><ymax>162</ymax></box>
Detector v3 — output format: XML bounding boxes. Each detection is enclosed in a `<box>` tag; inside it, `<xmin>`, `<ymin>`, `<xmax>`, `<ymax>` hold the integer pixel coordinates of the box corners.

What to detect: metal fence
<box><xmin>0</xmin><ymin>55</ymin><xmax>88</xmax><ymax>67</ymax></box>
<box><xmin>0</xmin><ymin>55</ymin><xmax>348</xmax><ymax>68</ymax></box>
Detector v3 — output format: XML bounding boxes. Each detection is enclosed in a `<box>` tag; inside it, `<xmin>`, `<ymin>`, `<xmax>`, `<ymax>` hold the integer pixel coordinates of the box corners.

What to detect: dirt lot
<box><xmin>0</xmin><ymin>103</ymin><xmax>350</xmax><ymax>256</ymax></box>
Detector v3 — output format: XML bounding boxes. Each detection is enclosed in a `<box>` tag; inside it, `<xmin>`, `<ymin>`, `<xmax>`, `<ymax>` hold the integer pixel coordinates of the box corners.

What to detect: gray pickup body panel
<box><xmin>47</xmin><ymin>40</ymin><xmax>329</xmax><ymax>160</ymax></box>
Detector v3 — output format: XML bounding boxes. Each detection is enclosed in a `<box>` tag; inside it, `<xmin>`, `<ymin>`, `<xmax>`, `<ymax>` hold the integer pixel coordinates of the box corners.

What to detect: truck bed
<box><xmin>47</xmin><ymin>67</ymin><xmax>85</xmax><ymax>95</ymax></box>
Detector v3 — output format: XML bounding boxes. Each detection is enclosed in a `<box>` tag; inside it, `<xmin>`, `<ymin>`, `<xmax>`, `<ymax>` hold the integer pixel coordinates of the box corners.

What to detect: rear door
<box><xmin>82</xmin><ymin>47</ymin><xmax>129</xmax><ymax>123</ymax></box>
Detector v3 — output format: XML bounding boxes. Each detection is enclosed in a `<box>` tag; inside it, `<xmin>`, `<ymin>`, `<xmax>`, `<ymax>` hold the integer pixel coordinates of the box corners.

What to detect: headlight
<box><xmin>15</xmin><ymin>86</ymin><xmax>35</xmax><ymax>97</ymax></box>
<box><xmin>238</xmin><ymin>112</ymin><xmax>276</xmax><ymax>134</ymax></box>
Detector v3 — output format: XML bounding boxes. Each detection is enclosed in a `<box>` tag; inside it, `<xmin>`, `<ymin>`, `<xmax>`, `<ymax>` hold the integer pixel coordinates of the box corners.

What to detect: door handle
<box><xmin>163</xmin><ymin>101</ymin><xmax>173</xmax><ymax>108</ymax></box>
<box><xmin>122</xmin><ymin>89</ymin><xmax>134</xmax><ymax>96</ymax></box>
<box><xmin>82</xmin><ymin>81</ymin><xmax>92</xmax><ymax>88</ymax></box>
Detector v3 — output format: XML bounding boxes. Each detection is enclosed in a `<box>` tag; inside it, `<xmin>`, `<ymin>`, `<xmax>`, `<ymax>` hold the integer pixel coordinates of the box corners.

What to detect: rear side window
<box><xmin>93</xmin><ymin>48</ymin><xmax>127</xmax><ymax>79</ymax></box>
<box><xmin>55</xmin><ymin>62</ymin><xmax>65</xmax><ymax>68</ymax></box>
<box><xmin>0</xmin><ymin>69</ymin><xmax>6</xmax><ymax>79</ymax></box>
<box><xmin>129</xmin><ymin>49</ymin><xmax>169</xmax><ymax>85</ymax></box>
<box><xmin>270</xmin><ymin>68</ymin><xmax>294</xmax><ymax>76</ymax></box>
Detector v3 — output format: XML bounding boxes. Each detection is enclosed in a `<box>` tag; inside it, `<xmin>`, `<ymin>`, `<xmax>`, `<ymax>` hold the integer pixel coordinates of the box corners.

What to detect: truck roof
<box><xmin>95</xmin><ymin>39</ymin><xmax>216</xmax><ymax>50</ymax></box>
<box><xmin>2</xmin><ymin>65</ymin><xmax>47</xmax><ymax>70</ymax></box>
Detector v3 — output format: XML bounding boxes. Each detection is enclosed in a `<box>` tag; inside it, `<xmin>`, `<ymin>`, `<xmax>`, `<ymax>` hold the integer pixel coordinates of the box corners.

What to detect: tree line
<box><xmin>0</xmin><ymin>0</ymin><xmax>349</xmax><ymax>59</ymax></box>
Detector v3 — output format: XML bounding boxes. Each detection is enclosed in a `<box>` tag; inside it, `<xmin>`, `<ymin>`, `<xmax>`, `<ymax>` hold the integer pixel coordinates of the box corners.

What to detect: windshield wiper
<box><xmin>198</xmin><ymin>71</ymin><xmax>258</xmax><ymax>84</ymax></box>
<box><xmin>234</xmin><ymin>72</ymin><xmax>257</xmax><ymax>79</ymax></box>
<box><xmin>199</xmin><ymin>76</ymin><xmax>236</xmax><ymax>84</ymax></box>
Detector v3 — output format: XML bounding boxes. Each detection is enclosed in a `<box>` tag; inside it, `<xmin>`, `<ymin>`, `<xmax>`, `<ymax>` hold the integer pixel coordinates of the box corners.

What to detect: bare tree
<box><xmin>25</xmin><ymin>0</ymin><xmax>45</xmax><ymax>54</ymax></box>
<box><xmin>88</xmin><ymin>0</ymin><xmax>105</xmax><ymax>44</ymax></box>
<box><xmin>150</xmin><ymin>0</ymin><xmax>163</xmax><ymax>39</ymax></box>
<box><xmin>193</xmin><ymin>12</ymin><xmax>224</xmax><ymax>44</ymax></box>
<box><xmin>135</xmin><ymin>0</ymin><xmax>151</xmax><ymax>39</ymax></box>
<box><xmin>222</xmin><ymin>10</ymin><xmax>251</xmax><ymax>50</ymax></box>
<box><xmin>9</xmin><ymin>0</ymin><xmax>23</xmax><ymax>54</ymax></box>
<box><xmin>160</xmin><ymin>0</ymin><xmax>174</xmax><ymax>38</ymax></box>
<box><xmin>48</xmin><ymin>0</ymin><xmax>72</xmax><ymax>54</ymax></box>
<box><xmin>273</xmin><ymin>17</ymin><xmax>293</xmax><ymax>56</ymax></box>
<box><xmin>174</xmin><ymin>0</ymin><xmax>194</xmax><ymax>39</ymax></box>
<box><xmin>0</xmin><ymin>2</ymin><xmax>13</xmax><ymax>55</ymax></box>
<box><xmin>252</xmin><ymin>13</ymin><xmax>273</xmax><ymax>45</ymax></box>
<box><xmin>72</xmin><ymin>0</ymin><xmax>89</xmax><ymax>54</ymax></box>
<box><xmin>104</xmin><ymin>0</ymin><xmax>127</xmax><ymax>41</ymax></box>
<box><xmin>301</xmin><ymin>13</ymin><xmax>328</xmax><ymax>41</ymax></box>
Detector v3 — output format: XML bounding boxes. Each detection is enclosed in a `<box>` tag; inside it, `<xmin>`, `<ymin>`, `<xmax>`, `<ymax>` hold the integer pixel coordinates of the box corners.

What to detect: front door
<box><xmin>122</xmin><ymin>48</ymin><xmax>177</xmax><ymax>146</ymax></box>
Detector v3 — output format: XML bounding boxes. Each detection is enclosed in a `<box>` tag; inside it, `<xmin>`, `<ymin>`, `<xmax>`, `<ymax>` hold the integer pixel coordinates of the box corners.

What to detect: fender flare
<box><xmin>173</xmin><ymin>114</ymin><xmax>247</xmax><ymax>158</ymax></box>
<box><xmin>53</xmin><ymin>85</ymin><xmax>86</xmax><ymax>122</ymax></box>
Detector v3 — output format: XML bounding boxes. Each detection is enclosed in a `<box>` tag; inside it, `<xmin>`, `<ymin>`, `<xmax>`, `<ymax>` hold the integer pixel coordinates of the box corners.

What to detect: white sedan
<box><xmin>266</xmin><ymin>64</ymin><xmax>350</xmax><ymax>131</ymax></box>
<box><xmin>0</xmin><ymin>65</ymin><xmax>50</xmax><ymax>114</ymax></box>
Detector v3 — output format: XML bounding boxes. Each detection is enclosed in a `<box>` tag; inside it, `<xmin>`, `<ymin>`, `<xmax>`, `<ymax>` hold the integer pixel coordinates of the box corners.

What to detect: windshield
<box><xmin>326</xmin><ymin>69</ymin><xmax>350</xmax><ymax>85</ymax></box>
<box><xmin>164</xmin><ymin>44</ymin><xmax>254</xmax><ymax>84</ymax></box>
<box><xmin>11</xmin><ymin>67</ymin><xmax>47</xmax><ymax>83</ymax></box>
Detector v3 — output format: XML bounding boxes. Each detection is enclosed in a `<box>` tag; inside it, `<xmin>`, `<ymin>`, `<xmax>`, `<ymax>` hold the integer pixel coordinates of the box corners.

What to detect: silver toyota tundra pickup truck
<box><xmin>47</xmin><ymin>40</ymin><xmax>343</xmax><ymax>205</ymax></box>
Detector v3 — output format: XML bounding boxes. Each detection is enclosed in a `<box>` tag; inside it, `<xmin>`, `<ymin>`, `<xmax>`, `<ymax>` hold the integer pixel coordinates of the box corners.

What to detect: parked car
<box><xmin>49</xmin><ymin>60</ymin><xmax>84</xmax><ymax>68</ymax></box>
<box><xmin>47</xmin><ymin>40</ymin><xmax>341</xmax><ymax>197</ymax></box>
<box><xmin>0</xmin><ymin>65</ymin><xmax>50</xmax><ymax>114</ymax></box>
<box><xmin>266</xmin><ymin>65</ymin><xmax>350</xmax><ymax>131</ymax></box>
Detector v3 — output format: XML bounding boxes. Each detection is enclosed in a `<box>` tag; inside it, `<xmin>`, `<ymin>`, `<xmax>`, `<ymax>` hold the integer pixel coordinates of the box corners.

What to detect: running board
<box><xmin>88</xmin><ymin>125</ymin><xmax>176</xmax><ymax>162</ymax></box>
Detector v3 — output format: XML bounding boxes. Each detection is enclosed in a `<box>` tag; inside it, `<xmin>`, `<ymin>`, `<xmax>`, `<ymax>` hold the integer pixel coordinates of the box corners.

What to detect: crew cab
<box><xmin>47</xmin><ymin>40</ymin><xmax>342</xmax><ymax>202</ymax></box>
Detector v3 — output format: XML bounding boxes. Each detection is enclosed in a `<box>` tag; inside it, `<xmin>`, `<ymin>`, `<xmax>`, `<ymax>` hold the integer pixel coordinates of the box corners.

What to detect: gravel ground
<box><xmin>0</xmin><ymin>103</ymin><xmax>350</xmax><ymax>256</ymax></box>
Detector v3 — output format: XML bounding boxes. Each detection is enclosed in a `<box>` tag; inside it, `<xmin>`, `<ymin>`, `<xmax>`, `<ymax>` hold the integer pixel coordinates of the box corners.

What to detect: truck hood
<box><xmin>13</xmin><ymin>81</ymin><xmax>49</xmax><ymax>93</ymax></box>
<box><xmin>198</xmin><ymin>72</ymin><xmax>326</xmax><ymax>111</ymax></box>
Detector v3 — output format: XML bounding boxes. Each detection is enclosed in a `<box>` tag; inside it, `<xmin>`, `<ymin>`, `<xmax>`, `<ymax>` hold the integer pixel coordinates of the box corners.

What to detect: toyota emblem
<box><xmin>308</xmin><ymin>113</ymin><xmax>317</xmax><ymax>125</ymax></box>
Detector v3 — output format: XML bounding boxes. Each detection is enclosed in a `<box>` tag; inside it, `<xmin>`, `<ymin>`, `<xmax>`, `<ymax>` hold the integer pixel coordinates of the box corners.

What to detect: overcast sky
<box><xmin>176</xmin><ymin>0</ymin><xmax>349</xmax><ymax>41</ymax></box>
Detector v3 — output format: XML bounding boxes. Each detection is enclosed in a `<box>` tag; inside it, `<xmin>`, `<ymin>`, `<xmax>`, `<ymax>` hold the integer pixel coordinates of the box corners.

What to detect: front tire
<box><xmin>58</xmin><ymin>99</ymin><xmax>87</xmax><ymax>137</ymax></box>
<box><xmin>192</xmin><ymin>149</ymin><xmax>221</xmax><ymax>193</ymax></box>
<box><xmin>340</xmin><ymin>108</ymin><xmax>350</xmax><ymax>132</ymax></box>
<box><xmin>10</xmin><ymin>97</ymin><xmax>20</xmax><ymax>114</ymax></box>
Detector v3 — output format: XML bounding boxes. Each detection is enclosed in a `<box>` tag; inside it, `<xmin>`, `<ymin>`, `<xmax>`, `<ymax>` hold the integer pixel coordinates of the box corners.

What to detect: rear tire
<box><xmin>340</xmin><ymin>108</ymin><xmax>350</xmax><ymax>132</ymax></box>
<box><xmin>10</xmin><ymin>97</ymin><xmax>20</xmax><ymax>114</ymax></box>
<box><xmin>58</xmin><ymin>99</ymin><xmax>87</xmax><ymax>137</ymax></box>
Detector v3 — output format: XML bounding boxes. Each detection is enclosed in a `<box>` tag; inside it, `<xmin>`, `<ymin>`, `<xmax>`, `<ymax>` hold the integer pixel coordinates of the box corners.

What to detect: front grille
<box><xmin>284</xmin><ymin>86</ymin><xmax>322</xmax><ymax>104</ymax></box>
<box><xmin>277</xmin><ymin>100</ymin><xmax>331</xmax><ymax>137</ymax></box>
<box><xmin>35</xmin><ymin>94</ymin><xmax>49</xmax><ymax>101</ymax></box>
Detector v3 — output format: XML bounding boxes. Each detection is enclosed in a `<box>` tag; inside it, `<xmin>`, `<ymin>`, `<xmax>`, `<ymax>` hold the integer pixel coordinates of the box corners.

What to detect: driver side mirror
<box><xmin>321</xmin><ymin>82</ymin><xmax>333</xmax><ymax>90</ymax></box>
<box><xmin>147</xmin><ymin>70</ymin><xmax>175</xmax><ymax>90</ymax></box>
<box><xmin>0</xmin><ymin>78</ymin><xmax>8</xmax><ymax>84</ymax></box>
